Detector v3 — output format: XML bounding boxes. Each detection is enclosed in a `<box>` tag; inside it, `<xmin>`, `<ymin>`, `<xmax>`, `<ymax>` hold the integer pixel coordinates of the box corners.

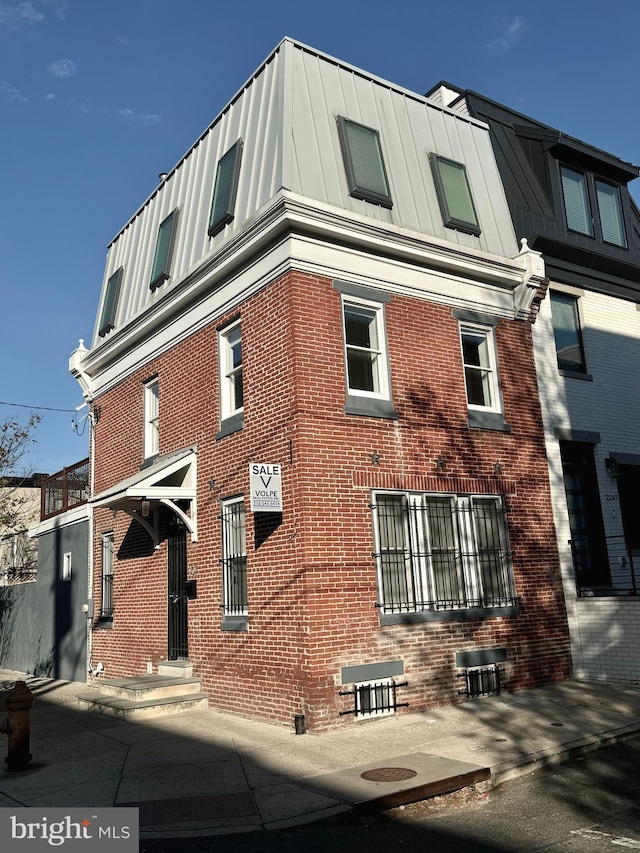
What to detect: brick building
<box><xmin>70</xmin><ymin>40</ymin><xmax>570</xmax><ymax>731</ymax></box>
<box><xmin>429</xmin><ymin>83</ymin><xmax>640</xmax><ymax>687</ymax></box>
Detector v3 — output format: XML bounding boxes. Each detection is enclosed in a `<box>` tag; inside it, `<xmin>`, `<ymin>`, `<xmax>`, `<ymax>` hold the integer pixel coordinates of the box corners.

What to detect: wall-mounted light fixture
<box><xmin>605</xmin><ymin>457</ymin><xmax>620</xmax><ymax>479</ymax></box>
<box><xmin>141</xmin><ymin>499</ymin><xmax>151</xmax><ymax>518</ymax></box>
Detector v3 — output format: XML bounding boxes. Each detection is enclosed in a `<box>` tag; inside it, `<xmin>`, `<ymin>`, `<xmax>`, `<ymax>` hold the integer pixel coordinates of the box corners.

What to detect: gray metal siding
<box><xmin>92</xmin><ymin>40</ymin><xmax>518</xmax><ymax>348</ymax></box>
<box><xmin>0</xmin><ymin>521</ymin><xmax>88</xmax><ymax>682</ymax></box>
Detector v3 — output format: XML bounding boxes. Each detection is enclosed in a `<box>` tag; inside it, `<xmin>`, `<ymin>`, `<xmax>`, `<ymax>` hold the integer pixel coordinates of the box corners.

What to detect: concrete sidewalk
<box><xmin>1</xmin><ymin>672</ymin><xmax>640</xmax><ymax>840</ymax></box>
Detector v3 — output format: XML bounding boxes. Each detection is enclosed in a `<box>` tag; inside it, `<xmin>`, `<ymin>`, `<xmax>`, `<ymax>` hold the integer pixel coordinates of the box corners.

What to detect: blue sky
<box><xmin>1</xmin><ymin>0</ymin><xmax>636</xmax><ymax>474</ymax></box>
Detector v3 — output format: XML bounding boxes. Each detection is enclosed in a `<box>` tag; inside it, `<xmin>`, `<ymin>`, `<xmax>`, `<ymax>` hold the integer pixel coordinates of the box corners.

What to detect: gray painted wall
<box><xmin>0</xmin><ymin>520</ymin><xmax>88</xmax><ymax>682</ymax></box>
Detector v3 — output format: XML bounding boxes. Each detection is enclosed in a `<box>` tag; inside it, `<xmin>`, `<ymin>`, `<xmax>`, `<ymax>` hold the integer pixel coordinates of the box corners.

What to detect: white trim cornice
<box><xmin>74</xmin><ymin>192</ymin><xmax>545</xmax><ymax>399</ymax></box>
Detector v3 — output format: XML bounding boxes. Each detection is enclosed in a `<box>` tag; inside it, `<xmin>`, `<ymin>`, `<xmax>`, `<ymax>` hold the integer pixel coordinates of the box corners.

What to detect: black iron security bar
<box><xmin>371</xmin><ymin>495</ymin><xmax>516</xmax><ymax>613</ymax></box>
<box><xmin>458</xmin><ymin>665</ymin><xmax>505</xmax><ymax>699</ymax></box>
<box><xmin>339</xmin><ymin>680</ymin><xmax>409</xmax><ymax>717</ymax></box>
<box><xmin>571</xmin><ymin>534</ymin><xmax>639</xmax><ymax>597</ymax></box>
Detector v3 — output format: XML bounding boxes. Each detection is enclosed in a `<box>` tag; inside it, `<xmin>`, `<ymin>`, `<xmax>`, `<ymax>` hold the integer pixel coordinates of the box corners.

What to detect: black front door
<box><xmin>616</xmin><ymin>464</ymin><xmax>640</xmax><ymax>588</ymax></box>
<box><xmin>167</xmin><ymin>529</ymin><xmax>188</xmax><ymax>660</ymax></box>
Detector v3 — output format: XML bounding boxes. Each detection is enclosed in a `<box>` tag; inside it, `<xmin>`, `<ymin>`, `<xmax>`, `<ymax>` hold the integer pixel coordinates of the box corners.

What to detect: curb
<box><xmin>491</xmin><ymin>721</ymin><xmax>640</xmax><ymax>786</ymax></box>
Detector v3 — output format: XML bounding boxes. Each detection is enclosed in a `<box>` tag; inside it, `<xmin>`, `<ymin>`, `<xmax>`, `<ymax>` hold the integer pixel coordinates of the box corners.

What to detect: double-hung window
<box><xmin>430</xmin><ymin>154</ymin><xmax>480</xmax><ymax>236</ymax></box>
<box><xmin>461</xmin><ymin>325</ymin><xmax>499</xmax><ymax>410</ymax></box>
<box><xmin>337</xmin><ymin>284</ymin><xmax>396</xmax><ymax>419</ymax></box>
<box><xmin>150</xmin><ymin>209</ymin><xmax>179</xmax><ymax>290</ymax></box>
<box><xmin>208</xmin><ymin>139</ymin><xmax>243</xmax><ymax>238</ymax></box>
<box><xmin>455</xmin><ymin>311</ymin><xmax>509</xmax><ymax>431</ymax></box>
<box><xmin>98</xmin><ymin>267</ymin><xmax>123</xmax><ymax>337</ymax></box>
<box><xmin>100</xmin><ymin>532</ymin><xmax>114</xmax><ymax>620</ymax></box>
<box><xmin>344</xmin><ymin>301</ymin><xmax>386</xmax><ymax>395</ymax></box>
<box><xmin>372</xmin><ymin>491</ymin><xmax>516</xmax><ymax>620</ymax></box>
<box><xmin>221</xmin><ymin>497</ymin><xmax>247</xmax><ymax>618</ymax></box>
<box><xmin>337</xmin><ymin>116</ymin><xmax>393</xmax><ymax>208</ymax></box>
<box><xmin>218</xmin><ymin>321</ymin><xmax>243</xmax><ymax>435</ymax></box>
<box><xmin>549</xmin><ymin>291</ymin><xmax>588</xmax><ymax>374</ymax></box>
<box><xmin>143</xmin><ymin>378</ymin><xmax>159</xmax><ymax>459</ymax></box>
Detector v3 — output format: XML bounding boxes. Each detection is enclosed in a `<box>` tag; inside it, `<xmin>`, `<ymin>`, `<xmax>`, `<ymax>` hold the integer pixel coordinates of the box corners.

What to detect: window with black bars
<box><xmin>100</xmin><ymin>533</ymin><xmax>114</xmax><ymax>619</ymax></box>
<box><xmin>220</xmin><ymin>498</ymin><xmax>247</xmax><ymax>615</ymax></box>
<box><xmin>372</xmin><ymin>492</ymin><xmax>516</xmax><ymax>613</ymax></box>
<box><xmin>458</xmin><ymin>665</ymin><xmax>504</xmax><ymax>699</ymax></box>
<box><xmin>339</xmin><ymin>680</ymin><xmax>409</xmax><ymax>717</ymax></box>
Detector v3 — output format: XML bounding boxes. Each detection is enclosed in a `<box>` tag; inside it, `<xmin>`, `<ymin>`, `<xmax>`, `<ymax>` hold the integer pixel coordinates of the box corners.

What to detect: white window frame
<box><xmin>143</xmin><ymin>378</ymin><xmax>159</xmax><ymax>459</ymax></box>
<box><xmin>221</xmin><ymin>496</ymin><xmax>247</xmax><ymax>616</ymax></box>
<box><xmin>219</xmin><ymin>321</ymin><xmax>243</xmax><ymax>423</ymax></box>
<box><xmin>62</xmin><ymin>551</ymin><xmax>72</xmax><ymax>581</ymax></box>
<box><xmin>372</xmin><ymin>490</ymin><xmax>515</xmax><ymax>614</ymax></box>
<box><xmin>354</xmin><ymin>679</ymin><xmax>395</xmax><ymax>718</ymax></box>
<box><xmin>342</xmin><ymin>296</ymin><xmax>391</xmax><ymax>402</ymax></box>
<box><xmin>459</xmin><ymin>323</ymin><xmax>501</xmax><ymax>414</ymax></box>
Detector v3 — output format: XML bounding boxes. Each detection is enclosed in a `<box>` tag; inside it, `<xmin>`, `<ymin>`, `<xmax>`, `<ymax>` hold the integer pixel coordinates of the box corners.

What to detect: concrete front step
<box><xmin>77</xmin><ymin>690</ymin><xmax>210</xmax><ymax>721</ymax></box>
<box><xmin>92</xmin><ymin>675</ymin><xmax>203</xmax><ymax>702</ymax></box>
<box><xmin>157</xmin><ymin>660</ymin><xmax>193</xmax><ymax>678</ymax></box>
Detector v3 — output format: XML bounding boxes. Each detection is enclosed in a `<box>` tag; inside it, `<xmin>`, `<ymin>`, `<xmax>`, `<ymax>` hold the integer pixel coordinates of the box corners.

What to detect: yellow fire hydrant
<box><xmin>0</xmin><ymin>681</ymin><xmax>34</xmax><ymax>771</ymax></box>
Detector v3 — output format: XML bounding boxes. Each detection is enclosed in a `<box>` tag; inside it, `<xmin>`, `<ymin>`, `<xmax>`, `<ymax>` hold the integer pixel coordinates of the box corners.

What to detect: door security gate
<box><xmin>167</xmin><ymin>530</ymin><xmax>188</xmax><ymax>660</ymax></box>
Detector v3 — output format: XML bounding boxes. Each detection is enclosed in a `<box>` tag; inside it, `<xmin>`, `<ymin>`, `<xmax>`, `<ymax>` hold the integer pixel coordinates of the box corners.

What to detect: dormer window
<box><xmin>430</xmin><ymin>154</ymin><xmax>481</xmax><ymax>236</ymax></box>
<box><xmin>560</xmin><ymin>166</ymin><xmax>593</xmax><ymax>237</ymax></box>
<box><xmin>560</xmin><ymin>165</ymin><xmax>627</xmax><ymax>248</ymax></box>
<box><xmin>150</xmin><ymin>209</ymin><xmax>179</xmax><ymax>290</ymax></box>
<box><xmin>98</xmin><ymin>267</ymin><xmax>123</xmax><ymax>337</ymax></box>
<box><xmin>337</xmin><ymin>117</ymin><xmax>393</xmax><ymax>208</ymax></box>
<box><xmin>208</xmin><ymin>139</ymin><xmax>244</xmax><ymax>238</ymax></box>
<box><xmin>595</xmin><ymin>180</ymin><xmax>626</xmax><ymax>247</ymax></box>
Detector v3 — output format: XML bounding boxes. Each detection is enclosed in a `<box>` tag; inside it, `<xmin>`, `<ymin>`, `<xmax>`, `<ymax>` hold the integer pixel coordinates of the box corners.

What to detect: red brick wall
<box><xmin>90</xmin><ymin>269</ymin><xmax>570</xmax><ymax>731</ymax></box>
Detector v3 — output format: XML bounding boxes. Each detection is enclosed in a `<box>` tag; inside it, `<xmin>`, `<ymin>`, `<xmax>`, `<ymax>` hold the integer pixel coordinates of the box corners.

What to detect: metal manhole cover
<box><xmin>361</xmin><ymin>767</ymin><xmax>418</xmax><ymax>782</ymax></box>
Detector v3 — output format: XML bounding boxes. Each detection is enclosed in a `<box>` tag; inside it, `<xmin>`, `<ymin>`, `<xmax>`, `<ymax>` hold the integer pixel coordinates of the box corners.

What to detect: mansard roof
<box><xmin>428</xmin><ymin>81</ymin><xmax>640</xmax><ymax>300</ymax></box>
<box><xmin>89</xmin><ymin>39</ymin><xmax>522</xmax><ymax>351</ymax></box>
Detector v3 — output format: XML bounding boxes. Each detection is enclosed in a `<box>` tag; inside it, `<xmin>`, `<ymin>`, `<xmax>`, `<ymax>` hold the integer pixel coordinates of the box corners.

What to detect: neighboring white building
<box><xmin>0</xmin><ymin>477</ymin><xmax>43</xmax><ymax>585</ymax></box>
<box><xmin>432</xmin><ymin>83</ymin><xmax>640</xmax><ymax>686</ymax></box>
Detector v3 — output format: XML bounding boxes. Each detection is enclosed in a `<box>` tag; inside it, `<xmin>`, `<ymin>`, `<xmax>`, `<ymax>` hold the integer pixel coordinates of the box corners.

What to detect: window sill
<box><xmin>140</xmin><ymin>453</ymin><xmax>159</xmax><ymax>470</ymax></box>
<box><xmin>345</xmin><ymin>396</ymin><xmax>398</xmax><ymax>420</ymax></box>
<box><xmin>379</xmin><ymin>604</ymin><xmax>520</xmax><ymax>625</ymax></box>
<box><xmin>216</xmin><ymin>413</ymin><xmax>244</xmax><ymax>439</ymax></box>
<box><xmin>96</xmin><ymin>616</ymin><xmax>113</xmax><ymax>629</ymax></box>
<box><xmin>467</xmin><ymin>409</ymin><xmax>511</xmax><ymax>432</ymax></box>
<box><xmin>221</xmin><ymin>615</ymin><xmax>248</xmax><ymax>632</ymax></box>
<box><xmin>444</xmin><ymin>219</ymin><xmax>481</xmax><ymax>237</ymax></box>
<box><xmin>349</xmin><ymin>188</ymin><xmax>393</xmax><ymax>209</ymax></box>
<box><xmin>559</xmin><ymin>369</ymin><xmax>593</xmax><ymax>381</ymax></box>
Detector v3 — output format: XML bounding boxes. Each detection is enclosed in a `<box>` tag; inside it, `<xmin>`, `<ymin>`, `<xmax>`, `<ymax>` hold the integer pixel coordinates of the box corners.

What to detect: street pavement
<box><xmin>1</xmin><ymin>671</ymin><xmax>640</xmax><ymax>841</ymax></box>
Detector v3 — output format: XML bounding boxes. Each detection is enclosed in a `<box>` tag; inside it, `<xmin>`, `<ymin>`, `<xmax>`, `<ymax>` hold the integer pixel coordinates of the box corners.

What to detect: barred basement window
<box><xmin>372</xmin><ymin>491</ymin><xmax>515</xmax><ymax>614</ymax></box>
<box><xmin>339</xmin><ymin>679</ymin><xmax>409</xmax><ymax>717</ymax></box>
<box><xmin>458</xmin><ymin>665</ymin><xmax>504</xmax><ymax>699</ymax></box>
